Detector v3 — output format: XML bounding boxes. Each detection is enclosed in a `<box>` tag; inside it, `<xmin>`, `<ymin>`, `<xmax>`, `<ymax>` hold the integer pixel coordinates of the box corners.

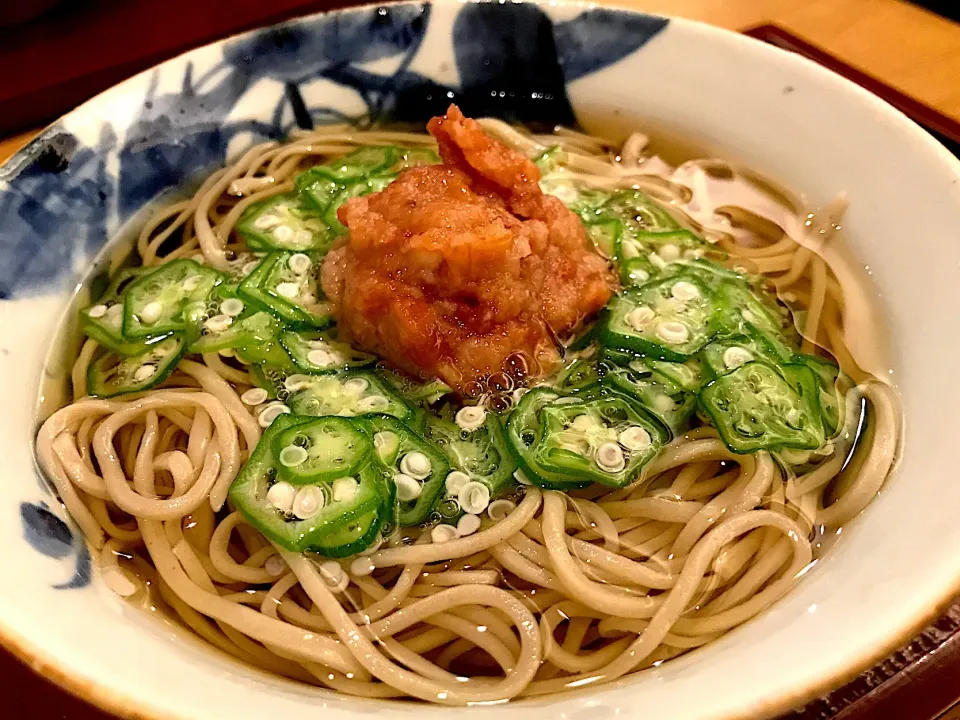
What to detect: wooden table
<box><xmin>2</xmin><ymin>0</ymin><xmax>959</xmax><ymax>718</ymax></box>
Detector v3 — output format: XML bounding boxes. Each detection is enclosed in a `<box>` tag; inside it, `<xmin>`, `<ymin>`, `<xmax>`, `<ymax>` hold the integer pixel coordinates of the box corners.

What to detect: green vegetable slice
<box><xmin>237</xmin><ymin>193</ymin><xmax>332</xmax><ymax>253</ymax></box>
<box><xmin>714</xmin><ymin>279</ymin><xmax>786</xmax><ymax>338</ymax></box>
<box><xmin>363</xmin><ymin>414</ymin><xmax>449</xmax><ymax>527</ymax></box>
<box><xmin>698</xmin><ymin>361</ymin><xmax>826</xmax><ymax>454</ymax></box>
<box><xmin>287</xmin><ymin>370</ymin><xmax>421</xmax><ymax>429</ymax></box>
<box><xmin>599</xmin><ymin>364</ymin><xmax>695</xmax><ymax>437</ymax></box>
<box><xmin>700</xmin><ymin>324</ymin><xmax>793</xmax><ymax>380</ymax></box>
<box><xmin>228</xmin><ymin>413</ymin><xmax>391</xmax><ymax>557</ymax></box>
<box><xmin>81</xmin><ymin>268</ymin><xmax>150</xmax><ymax>354</ymax></box>
<box><xmin>508</xmin><ymin>387</ymin><xmax>666</xmax><ymax>489</ymax></box>
<box><xmin>378</xmin><ymin>368</ymin><xmax>452</xmax><ymax>406</ymax></box>
<box><xmin>272</xmin><ymin>416</ymin><xmax>373</xmax><ymax>485</ymax></box>
<box><xmin>309</xmin><ymin>146</ymin><xmax>398</xmax><ymax>182</ymax></box>
<box><xmin>188</xmin><ymin>283</ymin><xmax>282</xmax><ymax>354</ymax></box>
<box><xmin>279</xmin><ymin>329</ymin><xmax>376</xmax><ymax>374</ymax></box>
<box><xmin>87</xmin><ymin>335</ymin><xmax>186</xmax><ymax>398</ymax></box>
<box><xmin>794</xmin><ymin>354</ymin><xmax>848</xmax><ymax>436</ymax></box>
<box><xmin>507</xmin><ymin>389</ymin><xmax>589</xmax><ymax>490</ymax></box>
<box><xmin>601</xmin><ymin>274</ymin><xmax>718</xmax><ymax>360</ymax></box>
<box><xmin>237</xmin><ymin>251</ymin><xmax>332</xmax><ymax>329</ymax></box>
<box><xmin>123</xmin><ymin>259</ymin><xmax>222</xmax><ymax>339</ymax></box>
<box><xmin>556</xmin><ymin>359</ymin><xmax>601</xmax><ymax>394</ymax></box>
<box><xmin>425</xmin><ymin>411</ymin><xmax>517</xmax><ymax>498</ymax></box>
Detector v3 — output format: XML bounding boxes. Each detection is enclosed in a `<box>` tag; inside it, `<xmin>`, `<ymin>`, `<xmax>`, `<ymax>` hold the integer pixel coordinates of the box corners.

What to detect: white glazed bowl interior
<box><xmin>1</xmin><ymin>2</ymin><xmax>959</xmax><ymax>719</ymax></box>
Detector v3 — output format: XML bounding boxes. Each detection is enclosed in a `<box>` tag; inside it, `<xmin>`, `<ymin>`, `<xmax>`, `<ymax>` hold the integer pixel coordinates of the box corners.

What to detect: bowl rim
<box><xmin>4</xmin><ymin>1</ymin><xmax>960</xmax><ymax>719</ymax></box>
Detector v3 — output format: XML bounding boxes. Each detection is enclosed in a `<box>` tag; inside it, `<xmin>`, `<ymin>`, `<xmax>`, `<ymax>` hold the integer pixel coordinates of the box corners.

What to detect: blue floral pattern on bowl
<box><xmin>0</xmin><ymin>1</ymin><xmax>668</xmax><ymax>587</ymax></box>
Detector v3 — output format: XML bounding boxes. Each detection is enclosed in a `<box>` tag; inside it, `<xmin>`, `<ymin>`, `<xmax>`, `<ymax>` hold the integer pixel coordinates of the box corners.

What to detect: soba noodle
<box><xmin>35</xmin><ymin>119</ymin><xmax>901</xmax><ymax>705</ymax></box>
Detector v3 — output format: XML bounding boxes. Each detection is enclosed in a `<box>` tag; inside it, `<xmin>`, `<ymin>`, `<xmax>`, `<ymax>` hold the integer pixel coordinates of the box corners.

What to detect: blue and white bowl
<box><xmin>2</xmin><ymin>2</ymin><xmax>959</xmax><ymax>718</ymax></box>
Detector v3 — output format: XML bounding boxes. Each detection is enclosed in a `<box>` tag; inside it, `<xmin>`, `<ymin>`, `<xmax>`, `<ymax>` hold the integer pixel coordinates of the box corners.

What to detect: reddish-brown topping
<box><xmin>321</xmin><ymin>104</ymin><xmax>614</xmax><ymax>390</ymax></box>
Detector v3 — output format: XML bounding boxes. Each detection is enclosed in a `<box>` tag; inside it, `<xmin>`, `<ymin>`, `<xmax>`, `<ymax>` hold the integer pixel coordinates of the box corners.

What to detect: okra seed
<box><xmin>343</xmin><ymin>377</ymin><xmax>370</xmax><ymax>395</ymax></box>
<box><xmin>653</xmin><ymin>394</ymin><xmax>676</xmax><ymax>412</ymax></box>
<box><xmin>658</xmin><ymin>243</ymin><xmax>681</xmax><ymax>261</ymax></box>
<box><xmin>431</xmin><ymin>525</ymin><xmax>458</xmax><ymax>544</ymax></box>
<box><xmin>626</xmin><ymin>306</ymin><xmax>655</xmax><ymax>331</ymax></box>
<box><xmin>241</xmin><ymin>260</ymin><xmax>260</xmax><ymax>275</ymax></box>
<box><xmin>272</xmin><ymin>225</ymin><xmax>294</xmax><ymax>242</ymax></box>
<box><xmin>276</xmin><ymin>282</ymin><xmax>300</xmax><ymax>299</ymax></box>
<box><xmin>183</xmin><ymin>275</ymin><xmax>202</xmax><ymax>292</ymax></box>
<box><xmin>284</xmin><ymin>374</ymin><xmax>312</xmax><ymax>392</ymax></box>
<box><xmin>487</xmin><ymin>499</ymin><xmax>517</xmax><ymax>521</ymax></box>
<box><xmin>595</xmin><ymin>443</ymin><xmax>626</xmax><ymax>473</ymax></box>
<box><xmin>722</xmin><ymin>346</ymin><xmax>753</xmax><ymax>370</ymax></box>
<box><xmin>288</xmin><ymin>253</ymin><xmax>312</xmax><ymax>274</ymax></box>
<box><xmin>445</xmin><ymin>471</ymin><xmax>470</xmax><ymax>496</ymax></box>
<box><xmin>358</xmin><ymin>395</ymin><xmax>389</xmax><ymax>412</ymax></box>
<box><xmin>629</xmin><ymin>267</ymin><xmax>649</xmax><ymax>283</ymax></box>
<box><xmin>266</xmin><ymin>481</ymin><xmax>296</xmax><ymax>513</ymax></box>
<box><xmin>332</xmin><ymin>476</ymin><xmax>359</xmax><ymax>502</ymax></box>
<box><xmin>87</xmin><ymin>304</ymin><xmax>108</xmax><ymax>319</ymax></box>
<box><xmin>258</xmin><ymin>403</ymin><xmax>291</xmax><ymax>428</ymax></box>
<box><xmin>618</xmin><ymin>426</ymin><xmax>652</xmax><ymax>452</ymax></box>
<box><xmin>140</xmin><ymin>301</ymin><xmax>164</xmax><ymax>325</ymax></box>
<box><xmin>649</xmin><ymin>252</ymin><xmax>667</xmax><ymax>270</ymax></box>
<box><xmin>656</xmin><ymin>320</ymin><xmax>689</xmax><ymax>345</ymax></box>
<box><xmin>400</xmin><ymin>452</ymin><xmax>431</xmax><ymax>480</ymax></box>
<box><xmin>279</xmin><ymin>445</ymin><xmax>308</xmax><ymax>467</ymax></box>
<box><xmin>220</xmin><ymin>298</ymin><xmax>245</xmax><ymax>317</ymax></box>
<box><xmin>292</xmin><ymin>486</ymin><xmax>325</xmax><ymax>519</ymax></box>
<box><xmin>571</xmin><ymin>414</ymin><xmax>598</xmax><ymax>432</ymax></box>
<box><xmin>456</xmin><ymin>514</ymin><xmax>481</xmax><ymax>537</ymax></box>
<box><xmin>671</xmin><ymin>281</ymin><xmax>700</xmax><ymax>301</ymax></box>
<box><xmin>294</xmin><ymin>230</ymin><xmax>313</xmax><ymax>246</ymax></box>
<box><xmin>458</xmin><ymin>481</ymin><xmax>491</xmax><ymax>515</ymax></box>
<box><xmin>455</xmin><ymin>405</ymin><xmax>486</xmax><ymax>432</ymax></box>
<box><xmin>106</xmin><ymin>304</ymin><xmax>124</xmax><ymax>322</ymax></box>
<box><xmin>393</xmin><ymin>473</ymin><xmax>422</xmax><ymax>501</ymax></box>
<box><xmin>373</xmin><ymin>431</ymin><xmax>398</xmax><ymax>454</ymax></box>
<box><xmin>265</xmin><ymin>555</ymin><xmax>285</xmax><ymax>576</ymax></box>
<box><xmin>204</xmin><ymin>314</ymin><xmax>233</xmax><ymax>333</ymax></box>
<box><xmin>133</xmin><ymin>364</ymin><xmax>157</xmax><ymax>383</ymax></box>
<box><xmin>307</xmin><ymin>349</ymin><xmax>335</xmax><ymax>367</ymax></box>
<box><xmin>254</xmin><ymin>213</ymin><xmax>281</xmax><ymax>230</ymax></box>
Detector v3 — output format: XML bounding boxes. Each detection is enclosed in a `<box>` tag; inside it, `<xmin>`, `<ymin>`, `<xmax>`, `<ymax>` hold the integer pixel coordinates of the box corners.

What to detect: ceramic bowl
<box><xmin>2</xmin><ymin>2</ymin><xmax>959</xmax><ymax>719</ymax></box>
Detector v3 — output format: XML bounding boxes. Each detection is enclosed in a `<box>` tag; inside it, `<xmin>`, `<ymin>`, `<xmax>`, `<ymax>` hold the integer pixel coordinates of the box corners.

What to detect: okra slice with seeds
<box><xmin>425</xmin><ymin>410</ymin><xmax>517</xmax><ymax>500</ymax></box>
<box><xmin>509</xmin><ymin>386</ymin><xmax>666</xmax><ymax>489</ymax></box>
<box><xmin>272</xmin><ymin>416</ymin><xmax>372</xmax><ymax>485</ymax></box>
<box><xmin>279</xmin><ymin>329</ymin><xmax>376</xmax><ymax>374</ymax></box>
<box><xmin>287</xmin><ymin>370</ymin><xmax>422</xmax><ymax>430</ymax></box>
<box><xmin>506</xmin><ymin>388</ymin><xmax>590</xmax><ymax>491</ymax></box>
<box><xmin>363</xmin><ymin>414</ymin><xmax>449</xmax><ymax>527</ymax></box>
<box><xmin>237</xmin><ymin>193</ymin><xmax>332</xmax><ymax>253</ymax></box>
<box><xmin>378</xmin><ymin>368</ymin><xmax>452</xmax><ymax>407</ymax></box>
<box><xmin>229</xmin><ymin>413</ymin><xmax>391</xmax><ymax>557</ymax></box>
<box><xmin>81</xmin><ymin>268</ymin><xmax>150</xmax><ymax>354</ymax></box>
<box><xmin>122</xmin><ymin>259</ymin><xmax>223</xmax><ymax>339</ymax></box>
<box><xmin>237</xmin><ymin>251</ymin><xmax>332</xmax><ymax>329</ymax></box>
<box><xmin>601</xmin><ymin>274</ymin><xmax>718</xmax><ymax>361</ymax></box>
<box><xmin>698</xmin><ymin>361</ymin><xmax>826</xmax><ymax>454</ymax></box>
<box><xmin>87</xmin><ymin>335</ymin><xmax>186</xmax><ymax>398</ymax></box>
<box><xmin>188</xmin><ymin>284</ymin><xmax>281</xmax><ymax>354</ymax></box>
